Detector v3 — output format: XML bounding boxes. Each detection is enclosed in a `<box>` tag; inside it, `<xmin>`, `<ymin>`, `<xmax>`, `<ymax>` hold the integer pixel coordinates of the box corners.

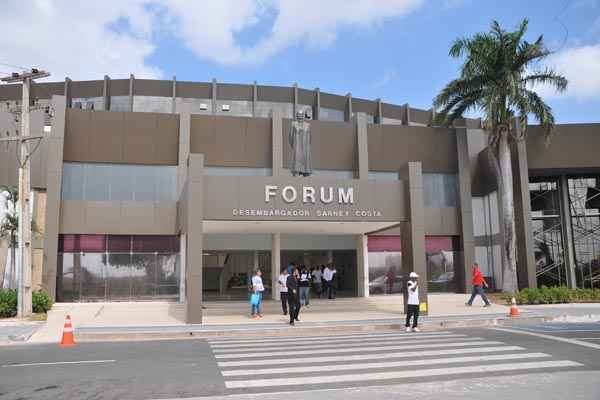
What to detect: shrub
<box><xmin>32</xmin><ymin>291</ymin><xmax>53</xmax><ymax>314</ymax></box>
<box><xmin>0</xmin><ymin>289</ymin><xmax>17</xmax><ymax>318</ymax></box>
<box><xmin>508</xmin><ymin>286</ymin><xmax>600</xmax><ymax>305</ymax></box>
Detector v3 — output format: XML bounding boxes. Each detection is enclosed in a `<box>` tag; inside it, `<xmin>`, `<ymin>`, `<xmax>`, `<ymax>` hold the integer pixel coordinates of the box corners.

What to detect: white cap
<box><xmin>409</xmin><ymin>272</ymin><xmax>419</xmax><ymax>278</ymax></box>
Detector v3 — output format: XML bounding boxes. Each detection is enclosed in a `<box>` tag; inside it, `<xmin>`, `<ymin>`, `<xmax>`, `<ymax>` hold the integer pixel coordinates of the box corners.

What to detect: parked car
<box><xmin>369</xmin><ymin>275</ymin><xmax>404</xmax><ymax>294</ymax></box>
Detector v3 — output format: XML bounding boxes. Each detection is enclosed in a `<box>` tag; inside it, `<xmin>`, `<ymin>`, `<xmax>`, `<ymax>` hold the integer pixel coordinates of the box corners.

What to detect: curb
<box><xmin>71</xmin><ymin>315</ymin><xmax>549</xmax><ymax>343</ymax></box>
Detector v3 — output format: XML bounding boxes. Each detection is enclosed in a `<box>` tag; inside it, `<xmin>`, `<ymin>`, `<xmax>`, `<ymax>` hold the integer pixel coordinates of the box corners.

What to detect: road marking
<box><xmin>218</xmin><ymin>345</ymin><xmax>524</xmax><ymax>367</ymax></box>
<box><xmin>573</xmin><ymin>337</ymin><xmax>600</xmax><ymax>340</ymax></box>
<box><xmin>2</xmin><ymin>360</ymin><xmax>116</xmax><ymax>368</ymax></box>
<box><xmin>221</xmin><ymin>352</ymin><xmax>551</xmax><ymax>376</ymax></box>
<box><xmin>224</xmin><ymin>360</ymin><xmax>582</xmax><ymax>388</ymax></box>
<box><xmin>514</xmin><ymin>326</ymin><xmax>600</xmax><ymax>334</ymax></box>
<box><xmin>207</xmin><ymin>331</ymin><xmax>455</xmax><ymax>345</ymax></box>
<box><xmin>494</xmin><ymin>327</ymin><xmax>600</xmax><ymax>350</ymax></box>
<box><xmin>215</xmin><ymin>340</ymin><xmax>501</xmax><ymax>359</ymax></box>
<box><xmin>210</xmin><ymin>333</ymin><xmax>465</xmax><ymax>349</ymax></box>
<box><xmin>212</xmin><ymin>337</ymin><xmax>481</xmax><ymax>354</ymax></box>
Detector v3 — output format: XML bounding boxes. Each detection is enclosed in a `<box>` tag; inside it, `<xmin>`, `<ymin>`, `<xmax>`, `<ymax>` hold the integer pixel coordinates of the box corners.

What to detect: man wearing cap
<box><xmin>405</xmin><ymin>272</ymin><xmax>420</xmax><ymax>332</ymax></box>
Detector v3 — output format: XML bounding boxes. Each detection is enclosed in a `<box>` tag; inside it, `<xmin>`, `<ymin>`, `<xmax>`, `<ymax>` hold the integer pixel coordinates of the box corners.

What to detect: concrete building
<box><xmin>0</xmin><ymin>76</ymin><xmax>599</xmax><ymax>322</ymax></box>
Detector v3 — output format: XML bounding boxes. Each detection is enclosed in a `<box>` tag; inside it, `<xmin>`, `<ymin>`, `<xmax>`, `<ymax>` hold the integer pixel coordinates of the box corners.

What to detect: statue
<box><xmin>289</xmin><ymin>109</ymin><xmax>312</xmax><ymax>177</ymax></box>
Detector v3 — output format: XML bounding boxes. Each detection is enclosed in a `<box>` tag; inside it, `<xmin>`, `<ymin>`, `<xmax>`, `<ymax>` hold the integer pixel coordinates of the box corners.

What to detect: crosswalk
<box><xmin>207</xmin><ymin>330</ymin><xmax>584</xmax><ymax>392</ymax></box>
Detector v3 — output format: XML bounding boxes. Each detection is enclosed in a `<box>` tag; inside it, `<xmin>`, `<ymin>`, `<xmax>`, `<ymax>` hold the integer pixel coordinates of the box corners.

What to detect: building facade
<box><xmin>0</xmin><ymin>76</ymin><xmax>599</xmax><ymax>323</ymax></box>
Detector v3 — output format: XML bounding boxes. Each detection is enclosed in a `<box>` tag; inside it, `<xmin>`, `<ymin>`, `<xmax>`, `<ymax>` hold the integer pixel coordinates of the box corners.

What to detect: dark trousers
<box><xmin>280</xmin><ymin>292</ymin><xmax>288</xmax><ymax>315</ymax></box>
<box><xmin>406</xmin><ymin>304</ymin><xmax>419</xmax><ymax>328</ymax></box>
<box><xmin>467</xmin><ymin>285</ymin><xmax>490</xmax><ymax>305</ymax></box>
<box><xmin>325</xmin><ymin>280</ymin><xmax>336</xmax><ymax>299</ymax></box>
<box><xmin>288</xmin><ymin>295</ymin><xmax>300</xmax><ymax>323</ymax></box>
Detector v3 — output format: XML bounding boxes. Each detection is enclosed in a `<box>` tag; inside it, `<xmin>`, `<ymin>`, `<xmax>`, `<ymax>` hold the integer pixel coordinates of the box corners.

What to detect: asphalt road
<box><xmin>0</xmin><ymin>323</ymin><xmax>599</xmax><ymax>400</ymax></box>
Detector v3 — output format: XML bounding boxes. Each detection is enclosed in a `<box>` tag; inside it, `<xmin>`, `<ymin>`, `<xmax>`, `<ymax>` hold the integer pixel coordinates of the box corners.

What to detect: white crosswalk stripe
<box><xmin>208</xmin><ymin>330</ymin><xmax>584</xmax><ymax>391</ymax></box>
<box><xmin>210</xmin><ymin>333</ymin><xmax>465</xmax><ymax>349</ymax></box>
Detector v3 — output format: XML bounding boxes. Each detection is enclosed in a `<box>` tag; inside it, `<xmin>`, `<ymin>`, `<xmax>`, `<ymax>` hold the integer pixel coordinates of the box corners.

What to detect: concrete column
<box><xmin>211</xmin><ymin>78</ymin><xmax>217</xmax><ymax>115</ymax></box>
<box><xmin>171</xmin><ymin>75</ymin><xmax>177</xmax><ymax>114</ymax></box>
<box><xmin>271</xmin><ymin>233</ymin><xmax>281</xmax><ymax>300</ymax></box>
<box><xmin>456</xmin><ymin>127</ymin><xmax>476</xmax><ymax>293</ymax></box>
<box><xmin>176</xmin><ymin>100</ymin><xmax>192</xmax><ymax>196</ymax></box>
<box><xmin>345</xmin><ymin>93</ymin><xmax>353</xmax><ymax>121</ymax></box>
<box><xmin>400</xmin><ymin>162</ymin><xmax>428</xmax><ymax>314</ymax></box>
<box><xmin>179</xmin><ymin>233</ymin><xmax>186</xmax><ymax>302</ymax></box>
<box><xmin>356</xmin><ymin>234</ymin><xmax>369</xmax><ymax>297</ymax></box>
<box><xmin>314</xmin><ymin>88</ymin><xmax>321</xmax><ymax>121</ymax></box>
<box><xmin>376</xmin><ymin>98</ymin><xmax>382</xmax><ymax>124</ymax></box>
<box><xmin>102</xmin><ymin>75</ymin><xmax>110</xmax><ymax>111</ymax></box>
<box><xmin>252</xmin><ymin>81</ymin><xmax>257</xmax><ymax>117</ymax></box>
<box><xmin>128</xmin><ymin>74</ymin><xmax>134</xmax><ymax>112</ymax></box>
<box><xmin>559</xmin><ymin>175</ymin><xmax>577</xmax><ymax>288</ymax></box>
<box><xmin>185</xmin><ymin>154</ymin><xmax>204</xmax><ymax>323</ymax></box>
<box><xmin>63</xmin><ymin>78</ymin><xmax>71</xmax><ymax>108</ymax></box>
<box><xmin>293</xmin><ymin>83</ymin><xmax>298</xmax><ymax>117</ymax></box>
<box><xmin>41</xmin><ymin>95</ymin><xmax>66</xmax><ymax>299</ymax></box>
<box><xmin>356</xmin><ymin>112</ymin><xmax>369</xmax><ymax>180</ymax></box>
<box><xmin>512</xmin><ymin>129</ymin><xmax>538</xmax><ymax>289</ymax></box>
<box><xmin>402</xmin><ymin>104</ymin><xmax>410</xmax><ymax>126</ymax></box>
<box><xmin>271</xmin><ymin>109</ymin><xmax>283</xmax><ymax>176</ymax></box>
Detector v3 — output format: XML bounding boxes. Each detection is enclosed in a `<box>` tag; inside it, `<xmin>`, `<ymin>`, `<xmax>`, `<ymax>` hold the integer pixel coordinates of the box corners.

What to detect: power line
<box><xmin>0</xmin><ymin>61</ymin><xmax>30</xmax><ymax>70</ymax></box>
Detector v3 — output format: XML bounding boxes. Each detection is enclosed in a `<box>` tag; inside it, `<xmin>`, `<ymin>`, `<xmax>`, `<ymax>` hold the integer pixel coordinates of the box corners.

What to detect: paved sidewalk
<box><xmin>29</xmin><ymin>294</ymin><xmax>512</xmax><ymax>343</ymax></box>
<box><xmin>0</xmin><ymin>320</ymin><xmax>43</xmax><ymax>345</ymax></box>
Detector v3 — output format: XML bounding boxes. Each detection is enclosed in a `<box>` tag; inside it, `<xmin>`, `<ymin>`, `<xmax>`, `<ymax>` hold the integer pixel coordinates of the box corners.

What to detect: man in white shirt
<box><xmin>405</xmin><ymin>272</ymin><xmax>420</xmax><ymax>332</ymax></box>
<box><xmin>278</xmin><ymin>268</ymin><xmax>289</xmax><ymax>315</ymax></box>
<box><xmin>323</xmin><ymin>265</ymin><xmax>334</xmax><ymax>299</ymax></box>
<box><xmin>251</xmin><ymin>269</ymin><xmax>265</xmax><ymax>319</ymax></box>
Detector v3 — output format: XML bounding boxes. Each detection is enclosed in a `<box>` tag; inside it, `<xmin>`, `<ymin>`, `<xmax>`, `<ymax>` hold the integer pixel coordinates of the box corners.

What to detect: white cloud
<box><xmin>0</xmin><ymin>0</ymin><xmax>424</xmax><ymax>80</ymax></box>
<box><xmin>536</xmin><ymin>45</ymin><xmax>600</xmax><ymax>101</ymax></box>
<box><xmin>372</xmin><ymin>69</ymin><xmax>398</xmax><ymax>89</ymax></box>
<box><xmin>0</xmin><ymin>1</ymin><xmax>162</xmax><ymax>81</ymax></box>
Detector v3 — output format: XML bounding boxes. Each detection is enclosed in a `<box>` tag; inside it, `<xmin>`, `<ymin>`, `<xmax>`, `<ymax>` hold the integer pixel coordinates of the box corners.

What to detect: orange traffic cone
<box><xmin>509</xmin><ymin>297</ymin><xmax>520</xmax><ymax>317</ymax></box>
<box><xmin>60</xmin><ymin>314</ymin><xmax>75</xmax><ymax>347</ymax></box>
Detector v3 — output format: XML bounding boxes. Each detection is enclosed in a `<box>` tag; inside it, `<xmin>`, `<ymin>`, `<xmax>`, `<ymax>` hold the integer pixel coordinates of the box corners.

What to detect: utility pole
<box><xmin>1</xmin><ymin>68</ymin><xmax>50</xmax><ymax>318</ymax></box>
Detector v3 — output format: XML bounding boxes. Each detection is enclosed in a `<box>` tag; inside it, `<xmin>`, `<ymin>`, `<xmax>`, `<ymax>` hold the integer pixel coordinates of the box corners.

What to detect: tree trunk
<box><xmin>498</xmin><ymin>130</ymin><xmax>518</xmax><ymax>293</ymax></box>
<box><xmin>10</xmin><ymin>242</ymin><xmax>16</xmax><ymax>289</ymax></box>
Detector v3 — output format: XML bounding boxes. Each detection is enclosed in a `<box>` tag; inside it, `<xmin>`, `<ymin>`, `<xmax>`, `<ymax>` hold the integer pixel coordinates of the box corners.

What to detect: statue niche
<box><xmin>289</xmin><ymin>109</ymin><xmax>312</xmax><ymax>177</ymax></box>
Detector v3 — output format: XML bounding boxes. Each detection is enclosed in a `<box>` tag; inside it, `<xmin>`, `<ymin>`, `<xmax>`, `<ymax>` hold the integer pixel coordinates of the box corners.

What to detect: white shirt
<box><xmin>278</xmin><ymin>273</ymin><xmax>288</xmax><ymax>293</ymax></box>
<box><xmin>252</xmin><ymin>275</ymin><xmax>264</xmax><ymax>292</ymax></box>
<box><xmin>323</xmin><ymin>268</ymin><xmax>333</xmax><ymax>281</ymax></box>
<box><xmin>407</xmin><ymin>280</ymin><xmax>419</xmax><ymax>305</ymax></box>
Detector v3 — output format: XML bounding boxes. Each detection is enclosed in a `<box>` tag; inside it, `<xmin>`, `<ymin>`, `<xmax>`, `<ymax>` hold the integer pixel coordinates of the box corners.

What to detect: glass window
<box><xmin>319</xmin><ymin>107</ymin><xmax>345</xmax><ymax>122</ymax></box>
<box><xmin>133</xmin><ymin>96</ymin><xmax>172</xmax><ymax>113</ymax></box>
<box><xmin>255</xmin><ymin>101</ymin><xmax>294</xmax><ymax>118</ymax></box>
<box><xmin>176</xmin><ymin>98</ymin><xmax>212</xmax><ymax>114</ymax></box>
<box><xmin>110</xmin><ymin>96</ymin><xmax>130</xmax><ymax>112</ymax></box>
<box><xmin>110</xmin><ymin>164</ymin><xmax>135</xmax><ymax>201</ymax></box>
<box><xmin>423</xmin><ymin>173</ymin><xmax>458</xmax><ymax>207</ymax></box>
<box><xmin>157</xmin><ymin>254</ymin><xmax>180</xmax><ymax>296</ymax></box>
<box><xmin>368</xmin><ymin>171</ymin><xmax>399</xmax><ymax>181</ymax></box>
<box><xmin>61</xmin><ymin>163</ymin><xmax>177</xmax><ymax>201</ymax></box>
<box><xmin>61</xmin><ymin>163</ymin><xmax>84</xmax><ymax>200</ymax></box>
<box><xmin>84</xmin><ymin>164</ymin><xmax>111</xmax><ymax>200</ymax></box>
<box><xmin>381</xmin><ymin>117</ymin><xmax>403</xmax><ymax>125</ymax></box>
<box><xmin>80</xmin><ymin>253</ymin><xmax>106</xmax><ymax>300</ymax></box>
<box><xmin>106</xmin><ymin>253</ymin><xmax>132</xmax><ymax>298</ymax></box>
<box><xmin>72</xmin><ymin>97</ymin><xmax>104</xmax><ymax>111</ymax></box>
<box><xmin>131</xmin><ymin>253</ymin><xmax>157</xmax><ymax>298</ymax></box>
<box><xmin>216</xmin><ymin>100</ymin><xmax>253</xmax><ymax>117</ymax></box>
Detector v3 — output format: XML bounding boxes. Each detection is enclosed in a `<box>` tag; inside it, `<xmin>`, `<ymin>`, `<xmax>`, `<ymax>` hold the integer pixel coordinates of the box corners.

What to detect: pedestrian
<box><xmin>330</xmin><ymin>265</ymin><xmax>338</xmax><ymax>299</ymax></box>
<box><xmin>466</xmin><ymin>263</ymin><xmax>492</xmax><ymax>307</ymax></box>
<box><xmin>299</xmin><ymin>265</ymin><xmax>311</xmax><ymax>307</ymax></box>
<box><xmin>286</xmin><ymin>267</ymin><xmax>301</xmax><ymax>325</ymax></box>
<box><xmin>278</xmin><ymin>267</ymin><xmax>289</xmax><ymax>315</ymax></box>
<box><xmin>312</xmin><ymin>266</ymin><xmax>323</xmax><ymax>298</ymax></box>
<box><xmin>287</xmin><ymin>262</ymin><xmax>295</xmax><ymax>275</ymax></box>
<box><xmin>250</xmin><ymin>269</ymin><xmax>264</xmax><ymax>319</ymax></box>
<box><xmin>405</xmin><ymin>272</ymin><xmax>420</xmax><ymax>332</ymax></box>
<box><xmin>386</xmin><ymin>268</ymin><xmax>396</xmax><ymax>295</ymax></box>
<box><xmin>323</xmin><ymin>264</ymin><xmax>333</xmax><ymax>299</ymax></box>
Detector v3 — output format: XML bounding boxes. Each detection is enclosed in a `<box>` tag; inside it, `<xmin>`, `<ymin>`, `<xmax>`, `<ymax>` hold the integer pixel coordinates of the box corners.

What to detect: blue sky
<box><xmin>1</xmin><ymin>0</ymin><xmax>599</xmax><ymax>123</ymax></box>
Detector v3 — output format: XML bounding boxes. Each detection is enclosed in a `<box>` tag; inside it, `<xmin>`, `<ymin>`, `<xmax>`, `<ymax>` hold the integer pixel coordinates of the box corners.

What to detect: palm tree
<box><xmin>0</xmin><ymin>185</ymin><xmax>19</xmax><ymax>289</ymax></box>
<box><xmin>433</xmin><ymin>19</ymin><xmax>567</xmax><ymax>293</ymax></box>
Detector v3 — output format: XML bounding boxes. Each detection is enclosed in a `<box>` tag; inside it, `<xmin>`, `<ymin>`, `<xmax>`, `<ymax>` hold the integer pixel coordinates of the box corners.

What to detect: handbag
<box><xmin>250</xmin><ymin>292</ymin><xmax>260</xmax><ymax>306</ymax></box>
